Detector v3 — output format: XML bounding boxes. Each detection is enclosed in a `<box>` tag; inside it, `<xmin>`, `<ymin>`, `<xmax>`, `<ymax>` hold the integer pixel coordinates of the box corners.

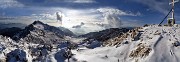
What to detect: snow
<box><xmin>70</xmin><ymin>25</ymin><xmax>180</xmax><ymax>62</ymax></box>
<box><xmin>1</xmin><ymin>24</ymin><xmax>180</xmax><ymax>62</ymax></box>
<box><xmin>33</xmin><ymin>23</ymin><xmax>44</xmax><ymax>30</ymax></box>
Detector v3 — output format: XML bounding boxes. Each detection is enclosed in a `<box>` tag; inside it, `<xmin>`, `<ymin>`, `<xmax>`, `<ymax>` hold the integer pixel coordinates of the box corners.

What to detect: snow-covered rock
<box><xmin>1</xmin><ymin>24</ymin><xmax>180</xmax><ymax>62</ymax></box>
<box><xmin>71</xmin><ymin>25</ymin><xmax>180</xmax><ymax>62</ymax></box>
<box><xmin>12</xmin><ymin>21</ymin><xmax>75</xmax><ymax>44</ymax></box>
<box><xmin>6</xmin><ymin>49</ymin><xmax>27</xmax><ymax>62</ymax></box>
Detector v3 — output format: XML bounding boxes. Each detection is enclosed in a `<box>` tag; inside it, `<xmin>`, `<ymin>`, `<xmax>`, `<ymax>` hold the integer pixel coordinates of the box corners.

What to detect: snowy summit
<box><xmin>0</xmin><ymin>21</ymin><xmax>180</xmax><ymax>62</ymax></box>
<box><xmin>70</xmin><ymin>24</ymin><xmax>180</xmax><ymax>62</ymax></box>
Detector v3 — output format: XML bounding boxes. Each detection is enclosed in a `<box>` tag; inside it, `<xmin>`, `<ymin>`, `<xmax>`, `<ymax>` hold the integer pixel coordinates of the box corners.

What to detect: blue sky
<box><xmin>0</xmin><ymin>0</ymin><xmax>180</xmax><ymax>34</ymax></box>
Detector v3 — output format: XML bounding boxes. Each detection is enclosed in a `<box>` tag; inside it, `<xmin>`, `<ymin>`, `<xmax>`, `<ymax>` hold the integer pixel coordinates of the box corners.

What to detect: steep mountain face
<box><xmin>79</xmin><ymin>28</ymin><xmax>130</xmax><ymax>42</ymax></box>
<box><xmin>12</xmin><ymin>21</ymin><xmax>75</xmax><ymax>44</ymax></box>
<box><xmin>58</xmin><ymin>27</ymin><xmax>75</xmax><ymax>37</ymax></box>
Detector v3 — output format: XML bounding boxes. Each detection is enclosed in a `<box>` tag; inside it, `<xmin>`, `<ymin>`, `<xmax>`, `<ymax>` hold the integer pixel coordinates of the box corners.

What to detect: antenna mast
<box><xmin>159</xmin><ymin>0</ymin><xmax>177</xmax><ymax>26</ymax></box>
<box><xmin>172</xmin><ymin>0</ymin><xmax>175</xmax><ymax>24</ymax></box>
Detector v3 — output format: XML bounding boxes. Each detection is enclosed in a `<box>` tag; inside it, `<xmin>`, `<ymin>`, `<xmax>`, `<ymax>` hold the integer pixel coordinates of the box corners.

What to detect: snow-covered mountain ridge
<box><xmin>1</xmin><ymin>22</ymin><xmax>180</xmax><ymax>62</ymax></box>
<box><xmin>71</xmin><ymin>25</ymin><xmax>180</xmax><ymax>62</ymax></box>
<box><xmin>12</xmin><ymin>21</ymin><xmax>75</xmax><ymax>44</ymax></box>
<box><xmin>79</xmin><ymin>28</ymin><xmax>130</xmax><ymax>42</ymax></box>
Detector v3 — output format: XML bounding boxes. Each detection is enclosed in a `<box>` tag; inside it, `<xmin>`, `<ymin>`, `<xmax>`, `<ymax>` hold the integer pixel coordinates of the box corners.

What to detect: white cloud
<box><xmin>28</xmin><ymin>7</ymin><xmax>141</xmax><ymax>34</ymax></box>
<box><xmin>0</xmin><ymin>16</ymin><xmax>34</xmax><ymax>24</ymax></box>
<box><xmin>51</xmin><ymin>0</ymin><xmax>96</xmax><ymax>3</ymax></box>
<box><xmin>2</xmin><ymin>7</ymin><xmax>141</xmax><ymax>35</ymax></box>
<box><xmin>97</xmin><ymin>7</ymin><xmax>140</xmax><ymax>28</ymax></box>
<box><xmin>31</xmin><ymin>13</ymin><xmax>56</xmax><ymax>21</ymax></box>
<box><xmin>169</xmin><ymin>0</ymin><xmax>179</xmax><ymax>4</ymax></box>
<box><xmin>175</xmin><ymin>0</ymin><xmax>180</xmax><ymax>3</ymax></box>
<box><xmin>97</xmin><ymin>7</ymin><xmax>137</xmax><ymax>16</ymax></box>
<box><xmin>60</xmin><ymin>7</ymin><xmax>141</xmax><ymax>34</ymax></box>
<box><xmin>134</xmin><ymin>0</ymin><xmax>170</xmax><ymax>14</ymax></box>
<box><xmin>121</xmin><ymin>20</ymin><xmax>143</xmax><ymax>27</ymax></box>
<box><xmin>73</xmin><ymin>0</ymin><xmax>96</xmax><ymax>3</ymax></box>
<box><xmin>0</xmin><ymin>0</ymin><xmax>24</xmax><ymax>8</ymax></box>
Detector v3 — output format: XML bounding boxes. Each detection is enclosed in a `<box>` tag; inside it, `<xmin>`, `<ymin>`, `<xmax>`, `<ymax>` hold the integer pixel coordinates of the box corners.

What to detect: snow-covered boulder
<box><xmin>6</xmin><ymin>49</ymin><xmax>27</xmax><ymax>62</ymax></box>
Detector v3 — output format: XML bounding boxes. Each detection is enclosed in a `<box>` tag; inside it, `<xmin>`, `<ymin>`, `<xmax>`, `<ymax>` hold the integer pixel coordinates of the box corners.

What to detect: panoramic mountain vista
<box><xmin>0</xmin><ymin>21</ymin><xmax>180</xmax><ymax>62</ymax></box>
<box><xmin>0</xmin><ymin>21</ymin><xmax>131</xmax><ymax>62</ymax></box>
<box><xmin>0</xmin><ymin>0</ymin><xmax>180</xmax><ymax>62</ymax></box>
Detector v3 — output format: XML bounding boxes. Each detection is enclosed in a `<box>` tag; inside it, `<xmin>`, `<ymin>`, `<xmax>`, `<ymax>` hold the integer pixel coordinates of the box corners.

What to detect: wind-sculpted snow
<box><xmin>71</xmin><ymin>25</ymin><xmax>180</xmax><ymax>62</ymax></box>
<box><xmin>0</xmin><ymin>35</ymin><xmax>76</xmax><ymax>62</ymax></box>
<box><xmin>0</xmin><ymin>21</ymin><xmax>77</xmax><ymax>62</ymax></box>
<box><xmin>1</xmin><ymin>23</ymin><xmax>180</xmax><ymax>62</ymax></box>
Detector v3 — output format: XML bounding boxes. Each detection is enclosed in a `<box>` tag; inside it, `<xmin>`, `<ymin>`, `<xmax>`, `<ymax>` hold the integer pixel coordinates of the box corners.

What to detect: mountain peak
<box><xmin>32</xmin><ymin>21</ymin><xmax>44</xmax><ymax>25</ymax></box>
<box><xmin>12</xmin><ymin>20</ymin><xmax>75</xmax><ymax>41</ymax></box>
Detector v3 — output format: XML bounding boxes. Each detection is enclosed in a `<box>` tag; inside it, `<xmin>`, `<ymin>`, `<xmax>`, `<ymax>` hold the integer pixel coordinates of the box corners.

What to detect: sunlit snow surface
<box><xmin>71</xmin><ymin>25</ymin><xmax>180</xmax><ymax>62</ymax></box>
<box><xmin>1</xmin><ymin>25</ymin><xmax>180</xmax><ymax>62</ymax></box>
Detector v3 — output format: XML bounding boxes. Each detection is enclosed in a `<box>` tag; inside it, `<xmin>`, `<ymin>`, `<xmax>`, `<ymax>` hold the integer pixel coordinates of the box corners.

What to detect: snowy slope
<box><xmin>12</xmin><ymin>21</ymin><xmax>75</xmax><ymax>44</ymax></box>
<box><xmin>70</xmin><ymin>25</ymin><xmax>180</xmax><ymax>62</ymax></box>
<box><xmin>1</xmin><ymin>23</ymin><xmax>180</xmax><ymax>62</ymax></box>
<box><xmin>0</xmin><ymin>21</ymin><xmax>77</xmax><ymax>62</ymax></box>
<box><xmin>0</xmin><ymin>35</ymin><xmax>76</xmax><ymax>62</ymax></box>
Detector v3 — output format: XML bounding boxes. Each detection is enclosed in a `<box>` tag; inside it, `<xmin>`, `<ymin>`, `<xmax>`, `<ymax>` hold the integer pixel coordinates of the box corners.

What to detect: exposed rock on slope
<box><xmin>71</xmin><ymin>25</ymin><xmax>180</xmax><ymax>62</ymax></box>
<box><xmin>12</xmin><ymin>21</ymin><xmax>75</xmax><ymax>44</ymax></box>
<box><xmin>79</xmin><ymin>28</ymin><xmax>130</xmax><ymax>41</ymax></box>
<box><xmin>1</xmin><ymin>22</ymin><xmax>180</xmax><ymax>62</ymax></box>
<box><xmin>6</xmin><ymin>49</ymin><xmax>27</xmax><ymax>62</ymax></box>
<box><xmin>78</xmin><ymin>28</ymin><xmax>130</xmax><ymax>48</ymax></box>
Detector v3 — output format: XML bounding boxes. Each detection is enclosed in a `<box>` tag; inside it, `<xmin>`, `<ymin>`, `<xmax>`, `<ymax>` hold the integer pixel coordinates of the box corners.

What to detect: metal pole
<box><xmin>172</xmin><ymin>0</ymin><xmax>175</xmax><ymax>24</ymax></box>
<box><xmin>158</xmin><ymin>8</ymin><xmax>172</xmax><ymax>26</ymax></box>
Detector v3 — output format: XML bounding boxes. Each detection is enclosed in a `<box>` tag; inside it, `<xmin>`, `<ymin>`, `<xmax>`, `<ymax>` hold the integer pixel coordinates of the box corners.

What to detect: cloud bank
<box><xmin>0</xmin><ymin>0</ymin><xmax>144</xmax><ymax>35</ymax></box>
<box><xmin>0</xmin><ymin>0</ymin><xmax>24</xmax><ymax>8</ymax></box>
<box><xmin>133</xmin><ymin>0</ymin><xmax>173</xmax><ymax>14</ymax></box>
<box><xmin>69</xmin><ymin>0</ymin><xmax>96</xmax><ymax>3</ymax></box>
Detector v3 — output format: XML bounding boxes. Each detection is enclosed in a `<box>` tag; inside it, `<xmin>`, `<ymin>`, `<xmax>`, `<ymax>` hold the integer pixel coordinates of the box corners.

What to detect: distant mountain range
<box><xmin>79</xmin><ymin>28</ymin><xmax>131</xmax><ymax>42</ymax></box>
<box><xmin>0</xmin><ymin>27</ymin><xmax>22</xmax><ymax>38</ymax></box>
<box><xmin>0</xmin><ymin>21</ymin><xmax>133</xmax><ymax>46</ymax></box>
<box><xmin>0</xmin><ymin>21</ymin><xmax>75</xmax><ymax>44</ymax></box>
<box><xmin>0</xmin><ymin>23</ymin><xmax>27</xmax><ymax>29</ymax></box>
<box><xmin>0</xmin><ymin>20</ymin><xmax>180</xmax><ymax>62</ymax></box>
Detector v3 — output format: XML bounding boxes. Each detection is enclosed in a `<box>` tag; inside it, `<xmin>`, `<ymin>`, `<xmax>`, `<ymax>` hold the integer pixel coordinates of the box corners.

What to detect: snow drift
<box><xmin>71</xmin><ymin>25</ymin><xmax>180</xmax><ymax>62</ymax></box>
